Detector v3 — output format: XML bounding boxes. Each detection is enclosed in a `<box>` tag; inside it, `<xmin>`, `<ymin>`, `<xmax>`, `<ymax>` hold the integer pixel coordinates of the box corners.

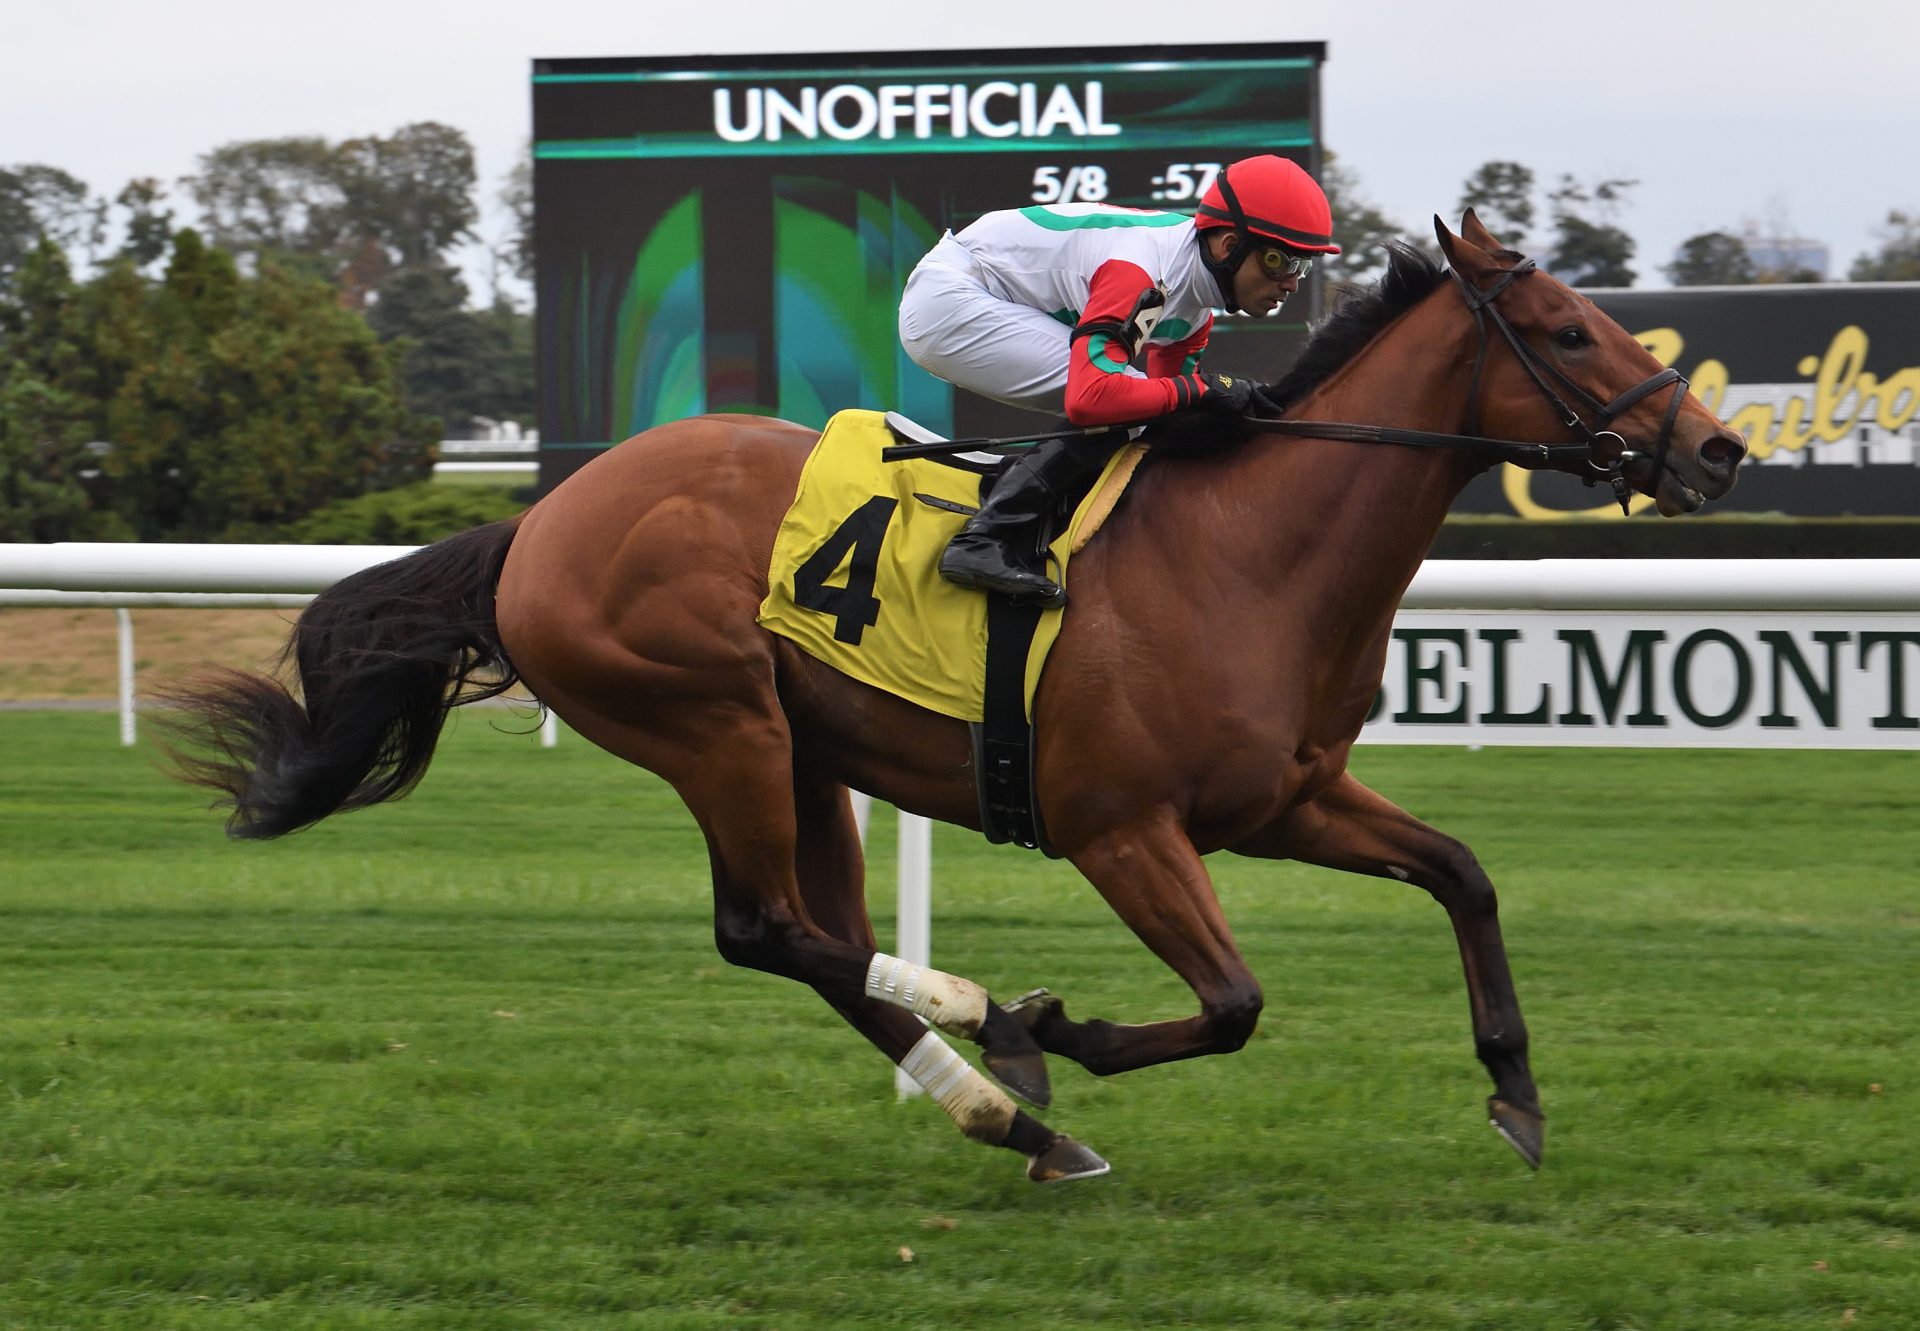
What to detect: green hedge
<box><xmin>280</xmin><ymin>481</ymin><xmax>528</xmax><ymax>545</ymax></box>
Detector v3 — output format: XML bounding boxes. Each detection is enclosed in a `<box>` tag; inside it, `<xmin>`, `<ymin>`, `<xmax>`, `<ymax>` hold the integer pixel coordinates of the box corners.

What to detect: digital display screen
<box><xmin>532</xmin><ymin>43</ymin><xmax>1325</xmax><ymax>483</ymax></box>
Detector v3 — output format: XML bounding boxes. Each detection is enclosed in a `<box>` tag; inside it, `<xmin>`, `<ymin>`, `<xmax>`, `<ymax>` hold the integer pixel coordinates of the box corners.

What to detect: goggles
<box><xmin>1256</xmin><ymin>246</ymin><xmax>1314</xmax><ymax>278</ymax></box>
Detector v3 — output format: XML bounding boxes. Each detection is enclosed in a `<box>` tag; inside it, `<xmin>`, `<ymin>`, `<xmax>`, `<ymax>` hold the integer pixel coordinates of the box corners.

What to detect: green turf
<box><xmin>2</xmin><ymin>711</ymin><xmax>1914</xmax><ymax>1329</ymax></box>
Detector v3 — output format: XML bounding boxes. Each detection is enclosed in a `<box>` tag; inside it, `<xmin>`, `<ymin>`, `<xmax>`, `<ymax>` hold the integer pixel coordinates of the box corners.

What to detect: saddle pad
<box><xmin>757</xmin><ymin>409</ymin><xmax>1140</xmax><ymax>722</ymax></box>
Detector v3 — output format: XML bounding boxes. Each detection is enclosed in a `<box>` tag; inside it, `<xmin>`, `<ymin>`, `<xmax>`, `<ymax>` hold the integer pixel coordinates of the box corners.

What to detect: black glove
<box><xmin>1196</xmin><ymin>371</ymin><xmax>1281</xmax><ymax>420</ymax></box>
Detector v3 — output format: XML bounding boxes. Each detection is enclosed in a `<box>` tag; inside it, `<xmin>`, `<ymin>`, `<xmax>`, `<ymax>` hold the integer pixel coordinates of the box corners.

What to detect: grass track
<box><xmin>2</xmin><ymin>711</ymin><xmax>1915</xmax><ymax>1329</ymax></box>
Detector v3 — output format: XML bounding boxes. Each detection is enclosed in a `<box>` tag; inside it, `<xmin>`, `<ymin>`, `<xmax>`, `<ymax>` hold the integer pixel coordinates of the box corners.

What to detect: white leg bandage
<box><xmin>900</xmin><ymin>1031</ymin><xmax>1016</xmax><ymax>1143</ymax></box>
<box><xmin>865</xmin><ymin>952</ymin><xmax>988</xmax><ymax>1038</ymax></box>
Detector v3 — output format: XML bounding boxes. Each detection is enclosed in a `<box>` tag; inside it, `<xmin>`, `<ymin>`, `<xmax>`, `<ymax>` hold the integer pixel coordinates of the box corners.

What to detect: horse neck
<box><xmin>1224</xmin><ymin>292</ymin><xmax>1486</xmax><ymax>604</ymax></box>
<box><xmin>1299</xmin><ymin>290</ymin><xmax>1480</xmax><ymax>444</ymax></box>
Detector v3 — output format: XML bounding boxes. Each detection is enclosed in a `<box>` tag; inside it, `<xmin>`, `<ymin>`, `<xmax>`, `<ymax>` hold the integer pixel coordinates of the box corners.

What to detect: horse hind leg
<box><xmin>674</xmin><ymin>719</ymin><xmax>1099</xmax><ymax>1181</ymax></box>
<box><xmin>786</xmin><ymin>766</ymin><xmax>1105</xmax><ymax>1182</ymax></box>
<box><xmin>704</xmin><ymin>760</ymin><xmax>1053</xmax><ymax>1110</ymax></box>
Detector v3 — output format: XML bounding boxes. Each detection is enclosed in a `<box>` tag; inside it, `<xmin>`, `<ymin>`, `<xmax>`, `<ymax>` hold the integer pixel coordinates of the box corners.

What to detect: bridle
<box><xmin>1452</xmin><ymin>257</ymin><xmax>1687</xmax><ymax>510</ymax></box>
<box><xmin>1247</xmin><ymin>257</ymin><xmax>1691</xmax><ymax>513</ymax></box>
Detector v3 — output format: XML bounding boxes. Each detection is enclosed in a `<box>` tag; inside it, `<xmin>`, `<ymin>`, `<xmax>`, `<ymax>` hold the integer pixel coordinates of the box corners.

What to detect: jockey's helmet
<box><xmin>1196</xmin><ymin>156</ymin><xmax>1341</xmax><ymax>253</ymax></box>
<box><xmin>1195</xmin><ymin>156</ymin><xmax>1340</xmax><ymax>310</ymax></box>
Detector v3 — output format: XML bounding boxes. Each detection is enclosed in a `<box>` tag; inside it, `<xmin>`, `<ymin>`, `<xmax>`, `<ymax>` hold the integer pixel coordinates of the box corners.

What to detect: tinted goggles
<box><xmin>1255</xmin><ymin>246</ymin><xmax>1314</xmax><ymax>278</ymax></box>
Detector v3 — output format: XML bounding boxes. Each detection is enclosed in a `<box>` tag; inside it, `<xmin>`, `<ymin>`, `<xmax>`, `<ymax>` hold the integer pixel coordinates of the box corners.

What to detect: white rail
<box><xmin>1403</xmin><ymin>558</ymin><xmax>1920</xmax><ymax>611</ymax></box>
<box><xmin>0</xmin><ymin>543</ymin><xmax>417</xmax><ymax>593</ymax></box>
<box><xmin>6</xmin><ymin>545</ymin><xmax>1917</xmax><ymax>610</ymax></box>
<box><xmin>433</xmin><ymin>461</ymin><xmax>537</xmax><ymax>476</ymax></box>
<box><xmin>0</xmin><ymin>543</ymin><xmax>552</xmax><ymax>748</ymax></box>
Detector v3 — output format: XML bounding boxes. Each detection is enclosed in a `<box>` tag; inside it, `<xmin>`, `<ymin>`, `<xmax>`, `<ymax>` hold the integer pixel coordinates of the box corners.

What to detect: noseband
<box><xmin>1451</xmin><ymin>258</ymin><xmax>1688</xmax><ymax>513</ymax></box>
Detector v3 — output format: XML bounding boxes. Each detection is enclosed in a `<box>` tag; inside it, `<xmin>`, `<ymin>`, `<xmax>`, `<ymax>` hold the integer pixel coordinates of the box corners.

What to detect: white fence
<box><xmin>5</xmin><ymin>546</ymin><xmax>1919</xmax><ymax>749</ymax></box>
<box><xmin>435</xmin><ymin>438</ymin><xmax>537</xmax><ymax>478</ymax></box>
<box><xmin>8</xmin><ymin>544</ymin><xmax>1916</xmax><ymax>608</ymax></box>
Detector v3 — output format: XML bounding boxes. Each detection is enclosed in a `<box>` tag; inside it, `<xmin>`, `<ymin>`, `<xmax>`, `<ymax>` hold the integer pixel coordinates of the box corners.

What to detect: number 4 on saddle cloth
<box><xmin>756</xmin><ymin>409</ymin><xmax>1146</xmax><ymax>852</ymax></box>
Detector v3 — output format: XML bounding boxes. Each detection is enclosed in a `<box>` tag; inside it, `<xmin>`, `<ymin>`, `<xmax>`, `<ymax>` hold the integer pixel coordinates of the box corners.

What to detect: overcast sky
<box><xmin>8</xmin><ymin>0</ymin><xmax>1915</xmax><ymax>292</ymax></box>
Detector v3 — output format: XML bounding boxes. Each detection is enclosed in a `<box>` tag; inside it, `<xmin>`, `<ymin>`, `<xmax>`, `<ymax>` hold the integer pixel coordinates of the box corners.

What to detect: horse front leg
<box><xmin>1236</xmin><ymin>771</ymin><xmax>1544</xmax><ymax>1168</ymax></box>
<box><xmin>1007</xmin><ymin>808</ymin><xmax>1267</xmax><ymax>1076</ymax></box>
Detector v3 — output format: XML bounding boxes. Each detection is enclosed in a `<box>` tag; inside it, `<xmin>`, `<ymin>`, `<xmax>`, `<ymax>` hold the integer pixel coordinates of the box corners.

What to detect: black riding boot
<box><xmin>938</xmin><ymin>432</ymin><xmax>1118</xmax><ymax>608</ymax></box>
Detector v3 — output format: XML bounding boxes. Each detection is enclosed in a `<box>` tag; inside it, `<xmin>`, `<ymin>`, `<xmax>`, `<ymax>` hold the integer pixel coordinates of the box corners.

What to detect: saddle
<box><xmin>755</xmin><ymin>410</ymin><xmax>1146</xmax><ymax>851</ymax></box>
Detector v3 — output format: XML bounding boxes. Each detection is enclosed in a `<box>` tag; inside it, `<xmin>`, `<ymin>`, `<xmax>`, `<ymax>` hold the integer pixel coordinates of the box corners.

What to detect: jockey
<box><xmin>898</xmin><ymin>154</ymin><xmax>1340</xmax><ymax>608</ymax></box>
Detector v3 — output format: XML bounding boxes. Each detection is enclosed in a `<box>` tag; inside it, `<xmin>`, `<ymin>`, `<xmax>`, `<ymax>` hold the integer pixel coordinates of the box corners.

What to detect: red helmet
<box><xmin>1195</xmin><ymin>156</ymin><xmax>1341</xmax><ymax>255</ymax></box>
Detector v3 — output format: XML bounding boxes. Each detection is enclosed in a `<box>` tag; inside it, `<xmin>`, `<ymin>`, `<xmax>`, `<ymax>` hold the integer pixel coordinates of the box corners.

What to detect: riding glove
<box><xmin>1195</xmin><ymin>371</ymin><xmax>1282</xmax><ymax>420</ymax></box>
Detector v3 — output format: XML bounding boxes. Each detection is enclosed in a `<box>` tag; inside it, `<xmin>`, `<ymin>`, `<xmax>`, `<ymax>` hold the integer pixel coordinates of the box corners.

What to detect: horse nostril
<box><xmin>1700</xmin><ymin>432</ymin><xmax>1746</xmax><ymax>472</ymax></box>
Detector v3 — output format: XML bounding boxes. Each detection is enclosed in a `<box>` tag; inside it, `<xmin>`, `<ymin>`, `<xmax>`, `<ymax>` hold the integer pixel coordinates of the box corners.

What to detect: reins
<box><xmin>1245</xmin><ymin>258</ymin><xmax>1688</xmax><ymax>513</ymax></box>
<box><xmin>882</xmin><ymin>256</ymin><xmax>1690</xmax><ymax>514</ymax></box>
<box><xmin>1238</xmin><ymin>417</ymin><xmax>1587</xmax><ymax>468</ymax></box>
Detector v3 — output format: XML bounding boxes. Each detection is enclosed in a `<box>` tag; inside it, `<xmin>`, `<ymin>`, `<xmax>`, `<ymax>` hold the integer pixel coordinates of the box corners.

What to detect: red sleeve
<box><xmin>1063</xmin><ymin>258</ymin><xmax>1186</xmax><ymax>426</ymax></box>
<box><xmin>1145</xmin><ymin>314</ymin><xmax>1212</xmax><ymax>379</ymax></box>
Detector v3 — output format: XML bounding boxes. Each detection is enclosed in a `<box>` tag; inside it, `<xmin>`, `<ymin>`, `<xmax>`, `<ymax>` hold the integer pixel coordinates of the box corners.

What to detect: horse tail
<box><xmin>164</xmin><ymin>519</ymin><xmax>524</xmax><ymax>840</ymax></box>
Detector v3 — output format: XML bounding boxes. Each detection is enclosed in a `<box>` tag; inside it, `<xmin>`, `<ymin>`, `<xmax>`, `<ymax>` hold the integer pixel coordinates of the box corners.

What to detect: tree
<box><xmin>183</xmin><ymin>124</ymin><xmax>479</xmax><ymax>308</ymax></box>
<box><xmin>367</xmin><ymin>262</ymin><xmax>535</xmax><ymax>435</ymax></box>
<box><xmin>1</xmin><ymin>164</ymin><xmax>95</xmax><ymax>290</ymax></box>
<box><xmin>1457</xmin><ymin>161</ymin><xmax>1536</xmax><ymax>250</ymax></box>
<box><xmin>334</xmin><ymin>122</ymin><xmax>477</xmax><ymax>270</ymax></box>
<box><xmin>1848</xmin><ymin>210</ymin><xmax>1920</xmax><ymax>282</ymax></box>
<box><xmin>86</xmin><ymin>229</ymin><xmax>438</xmax><ymax>540</ymax></box>
<box><xmin>0</xmin><ymin>363</ymin><xmax>101</xmax><ymax>541</ymax></box>
<box><xmin>497</xmin><ymin>147</ymin><xmax>534</xmax><ymax>286</ymax></box>
<box><xmin>181</xmin><ymin>136</ymin><xmax>345</xmax><ymax>278</ymax></box>
<box><xmin>1318</xmin><ymin>150</ymin><xmax>1416</xmax><ymax>286</ymax></box>
<box><xmin>367</xmin><ymin>261</ymin><xmax>486</xmax><ymax>433</ymax></box>
<box><xmin>466</xmin><ymin>297</ymin><xmax>536</xmax><ymax>429</ymax></box>
<box><xmin>1546</xmin><ymin>175</ymin><xmax>1638</xmax><ymax>287</ymax></box>
<box><xmin>1665</xmin><ymin>231</ymin><xmax>1756</xmax><ymax>286</ymax></box>
<box><xmin>114</xmin><ymin>178</ymin><xmax>175</xmax><ymax>271</ymax></box>
<box><xmin>0</xmin><ymin>242</ymin><xmax>110</xmax><ymax>540</ymax></box>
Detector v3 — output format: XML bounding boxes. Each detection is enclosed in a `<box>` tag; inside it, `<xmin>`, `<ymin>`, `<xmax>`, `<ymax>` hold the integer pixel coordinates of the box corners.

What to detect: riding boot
<box><xmin>938</xmin><ymin>430</ymin><xmax>1120</xmax><ymax>608</ymax></box>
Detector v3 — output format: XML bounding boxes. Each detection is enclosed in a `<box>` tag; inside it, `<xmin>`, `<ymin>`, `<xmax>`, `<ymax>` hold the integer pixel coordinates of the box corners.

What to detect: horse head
<box><xmin>1434</xmin><ymin>212</ymin><xmax>1746</xmax><ymax>515</ymax></box>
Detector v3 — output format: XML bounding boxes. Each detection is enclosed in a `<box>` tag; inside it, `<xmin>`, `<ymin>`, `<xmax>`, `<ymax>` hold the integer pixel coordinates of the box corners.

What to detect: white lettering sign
<box><xmin>712</xmin><ymin>82</ymin><xmax>1123</xmax><ymax>144</ymax></box>
<box><xmin>1363</xmin><ymin>612</ymin><xmax>1920</xmax><ymax>749</ymax></box>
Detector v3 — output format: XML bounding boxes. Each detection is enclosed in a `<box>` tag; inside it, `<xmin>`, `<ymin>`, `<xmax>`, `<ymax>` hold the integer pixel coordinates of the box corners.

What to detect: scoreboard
<box><xmin>532</xmin><ymin>43</ymin><xmax>1326</xmax><ymax>483</ymax></box>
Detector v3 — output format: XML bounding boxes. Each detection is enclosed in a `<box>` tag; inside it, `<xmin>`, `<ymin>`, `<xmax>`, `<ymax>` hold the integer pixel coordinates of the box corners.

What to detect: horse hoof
<box><xmin>979</xmin><ymin>1002</ymin><xmax>1052</xmax><ymax>1108</ymax></box>
<box><xmin>1026</xmin><ymin>1134</ymin><xmax>1110</xmax><ymax>1183</ymax></box>
<box><xmin>983</xmin><ymin>1047</ymin><xmax>1052</xmax><ymax>1108</ymax></box>
<box><xmin>1488</xmin><ymin>1097</ymin><xmax>1545</xmax><ymax>1170</ymax></box>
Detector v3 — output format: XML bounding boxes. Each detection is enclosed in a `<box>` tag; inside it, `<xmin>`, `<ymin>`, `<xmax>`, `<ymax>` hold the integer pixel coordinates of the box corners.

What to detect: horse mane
<box><xmin>1265</xmin><ymin>242</ymin><xmax>1449</xmax><ymax>409</ymax></box>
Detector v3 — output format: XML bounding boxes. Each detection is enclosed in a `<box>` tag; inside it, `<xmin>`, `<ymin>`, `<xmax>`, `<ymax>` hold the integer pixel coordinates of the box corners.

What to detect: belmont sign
<box><xmin>1362</xmin><ymin>612</ymin><xmax>1920</xmax><ymax>748</ymax></box>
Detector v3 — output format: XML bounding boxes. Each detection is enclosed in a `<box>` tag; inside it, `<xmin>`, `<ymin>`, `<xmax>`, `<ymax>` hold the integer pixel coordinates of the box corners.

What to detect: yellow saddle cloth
<box><xmin>757</xmin><ymin>409</ymin><xmax>1142</xmax><ymax>722</ymax></box>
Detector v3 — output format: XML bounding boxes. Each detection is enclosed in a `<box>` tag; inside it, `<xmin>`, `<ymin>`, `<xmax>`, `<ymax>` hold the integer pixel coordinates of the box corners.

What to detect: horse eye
<box><xmin>1555</xmin><ymin>327</ymin><xmax>1588</xmax><ymax>350</ymax></box>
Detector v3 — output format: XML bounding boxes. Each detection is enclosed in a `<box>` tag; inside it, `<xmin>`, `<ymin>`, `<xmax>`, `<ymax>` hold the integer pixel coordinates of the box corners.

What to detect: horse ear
<box><xmin>1460</xmin><ymin>208</ymin><xmax>1504</xmax><ymax>252</ymax></box>
<box><xmin>1434</xmin><ymin>214</ymin><xmax>1499</xmax><ymax>280</ymax></box>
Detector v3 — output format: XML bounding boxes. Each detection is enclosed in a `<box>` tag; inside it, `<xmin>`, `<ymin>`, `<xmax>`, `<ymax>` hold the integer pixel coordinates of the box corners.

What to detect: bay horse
<box><xmin>169</xmin><ymin>215</ymin><xmax>1745</xmax><ymax>1182</ymax></box>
